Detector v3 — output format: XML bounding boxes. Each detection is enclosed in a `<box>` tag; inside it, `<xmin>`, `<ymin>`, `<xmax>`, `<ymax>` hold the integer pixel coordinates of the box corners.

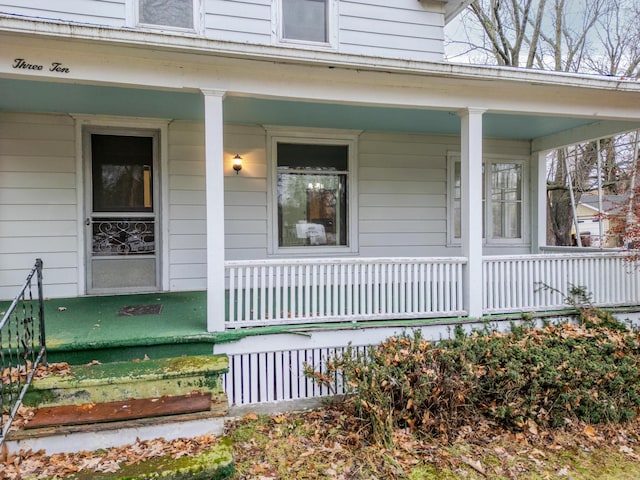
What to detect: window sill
<box><xmin>136</xmin><ymin>23</ymin><xmax>201</xmax><ymax>36</ymax></box>
<box><xmin>269</xmin><ymin>246</ymin><xmax>358</xmax><ymax>258</ymax></box>
<box><xmin>275</xmin><ymin>38</ymin><xmax>337</xmax><ymax>52</ymax></box>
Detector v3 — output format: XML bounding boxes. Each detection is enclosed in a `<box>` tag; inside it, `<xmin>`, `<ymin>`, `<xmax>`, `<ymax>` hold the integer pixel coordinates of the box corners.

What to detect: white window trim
<box><xmin>447</xmin><ymin>152</ymin><xmax>529</xmax><ymax>246</ymax></box>
<box><xmin>126</xmin><ymin>0</ymin><xmax>204</xmax><ymax>35</ymax></box>
<box><xmin>272</xmin><ymin>0</ymin><xmax>339</xmax><ymax>50</ymax></box>
<box><xmin>266</xmin><ymin>127</ymin><xmax>359</xmax><ymax>256</ymax></box>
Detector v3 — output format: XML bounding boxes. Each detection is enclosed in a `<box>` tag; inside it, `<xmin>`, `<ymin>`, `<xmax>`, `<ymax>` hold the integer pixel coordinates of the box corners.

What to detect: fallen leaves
<box><xmin>227</xmin><ymin>406</ymin><xmax>640</xmax><ymax>480</ymax></box>
<box><xmin>2</xmin><ymin>361</ymin><xmax>71</xmax><ymax>386</ymax></box>
<box><xmin>1</xmin><ymin>434</ymin><xmax>223</xmax><ymax>480</ymax></box>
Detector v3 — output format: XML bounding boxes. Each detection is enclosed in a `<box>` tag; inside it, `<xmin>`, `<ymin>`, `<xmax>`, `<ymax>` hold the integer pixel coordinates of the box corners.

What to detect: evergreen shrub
<box><xmin>308</xmin><ymin>311</ymin><xmax>640</xmax><ymax>445</ymax></box>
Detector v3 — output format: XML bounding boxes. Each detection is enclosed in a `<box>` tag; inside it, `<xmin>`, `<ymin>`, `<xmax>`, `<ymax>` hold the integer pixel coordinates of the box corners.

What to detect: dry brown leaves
<box><xmin>0</xmin><ymin>433</ymin><xmax>221</xmax><ymax>480</ymax></box>
<box><xmin>1</xmin><ymin>362</ymin><xmax>71</xmax><ymax>386</ymax></box>
<box><xmin>3</xmin><ymin>406</ymin><xmax>640</xmax><ymax>479</ymax></box>
<box><xmin>228</xmin><ymin>405</ymin><xmax>640</xmax><ymax>479</ymax></box>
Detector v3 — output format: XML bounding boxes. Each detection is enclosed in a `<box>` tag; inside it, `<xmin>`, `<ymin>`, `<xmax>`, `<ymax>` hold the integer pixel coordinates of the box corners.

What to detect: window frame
<box><xmin>128</xmin><ymin>0</ymin><xmax>203</xmax><ymax>34</ymax></box>
<box><xmin>267</xmin><ymin>127</ymin><xmax>359</xmax><ymax>256</ymax></box>
<box><xmin>272</xmin><ymin>0</ymin><xmax>338</xmax><ymax>49</ymax></box>
<box><xmin>447</xmin><ymin>152</ymin><xmax>529</xmax><ymax>246</ymax></box>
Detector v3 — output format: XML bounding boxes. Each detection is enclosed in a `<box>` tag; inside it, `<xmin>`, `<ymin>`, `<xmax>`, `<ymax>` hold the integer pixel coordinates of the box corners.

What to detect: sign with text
<box><xmin>12</xmin><ymin>58</ymin><xmax>70</xmax><ymax>73</ymax></box>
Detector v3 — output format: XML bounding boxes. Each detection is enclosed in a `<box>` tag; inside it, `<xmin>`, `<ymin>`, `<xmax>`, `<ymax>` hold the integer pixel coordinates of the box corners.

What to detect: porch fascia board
<box><xmin>3</xmin><ymin>30</ymin><xmax>640</xmax><ymax>125</ymax></box>
<box><xmin>532</xmin><ymin>120</ymin><xmax>640</xmax><ymax>153</ymax></box>
<box><xmin>0</xmin><ymin>26</ymin><xmax>640</xmax><ymax>126</ymax></box>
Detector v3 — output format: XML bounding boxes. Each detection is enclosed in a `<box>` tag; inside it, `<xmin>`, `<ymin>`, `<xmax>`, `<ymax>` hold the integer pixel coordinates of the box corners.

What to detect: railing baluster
<box><xmin>276</xmin><ymin>265</ymin><xmax>282</xmax><ymax>322</ymax></box>
<box><xmin>228</xmin><ymin>266</ymin><xmax>237</xmax><ymax>324</ymax></box>
<box><xmin>260</xmin><ymin>266</ymin><xmax>267</xmax><ymax>321</ymax></box>
<box><xmin>252</xmin><ymin>266</ymin><xmax>259</xmax><ymax>321</ymax></box>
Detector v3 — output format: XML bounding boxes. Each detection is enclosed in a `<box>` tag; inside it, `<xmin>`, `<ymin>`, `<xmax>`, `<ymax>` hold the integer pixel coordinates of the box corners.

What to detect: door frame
<box><xmin>74</xmin><ymin>115</ymin><xmax>170</xmax><ymax>295</ymax></box>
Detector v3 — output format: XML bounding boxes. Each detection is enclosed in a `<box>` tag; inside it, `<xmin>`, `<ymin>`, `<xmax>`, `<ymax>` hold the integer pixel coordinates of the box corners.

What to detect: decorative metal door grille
<box><xmin>92</xmin><ymin>218</ymin><xmax>155</xmax><ymax>256</ymax></box>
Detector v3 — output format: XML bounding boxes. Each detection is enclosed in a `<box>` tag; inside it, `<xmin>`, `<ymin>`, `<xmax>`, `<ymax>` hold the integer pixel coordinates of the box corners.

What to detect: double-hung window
<box><xmin>449</xmin><ymin>154</ymin><xmax>526</xmax><ymax>244</ymax></box>
<box><xmin>276</xmin><ymin>0</ymin><xmax>336</xmax><ymax>47</ymax></box>
<box><xmin>268</xmin><ymin>130</ymin><xmax>358</xmax><ymax>254</ymax></box>
<box><xmin>136</xmin><ymin>0</ymin><xmax>200</xmax><ymax>32</ymax></box>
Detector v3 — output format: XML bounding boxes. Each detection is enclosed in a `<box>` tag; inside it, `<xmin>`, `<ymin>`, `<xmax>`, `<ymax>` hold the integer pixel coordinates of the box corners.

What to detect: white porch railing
<box><xmin>225</xmin><ymin>257</ymin><xmax>467</xmax><ymax>328</ymax></box>
<box><xmin>221</xmin><ymin>252</ymin><xmax>640</xmax><ymax>406</ymax></box>
<box><xmin>483</xmin><ymin>252</ymin><xmax>639</xmax><ymax>313</ymax></box>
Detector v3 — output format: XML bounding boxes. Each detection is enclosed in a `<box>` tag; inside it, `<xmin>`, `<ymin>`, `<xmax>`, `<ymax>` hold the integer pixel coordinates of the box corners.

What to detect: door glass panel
<box><xmin>92</xmin><ymin>135</ymin><xmax>153</xmax><ymax>213</ymax></box>
<box><xmin>91</xmin><ymin>134</ymin><xmax>155</xmax><ymax>257</ymax></box>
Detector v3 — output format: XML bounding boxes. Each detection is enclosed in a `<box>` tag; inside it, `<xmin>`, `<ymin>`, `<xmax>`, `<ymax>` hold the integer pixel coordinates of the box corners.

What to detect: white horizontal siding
<box><xmin>0</xmin><ymin>113</ymin><xmax>78</xmax><ymax>300</ymax></box>
<box><xmin>204</xmin><ymin>0</ymin><xmax>271</xmax><ymax>44</ymax></box>
<box><xmin>358</xmin><ymin>132</ymin><xmax>448</xmax><ymax>256</ymax></box>
<box><xmin>214</xmin><ymin>128</ymin><xmax>531</xmax><ymax>262</ymax></box>
<box><xmin>0</xmin><ymin>0</ymin><xmax>126</xmax><ymax>27</ymax></box>
<box><xmin>167</xmin><ymin>122</ymin><xmax>268</xmax><ymax>291</ymax></box>
<box><xmin>223</xmin><ymin>124</ymin><xmax>268</xmax><ymax>260</ymax></box>
<box><xmin>0</xmin><ymin>114</ymin><xmax>532</xmax><ymax>300</ymax></box>
<box><xmin>357</xmin><ymin>133</ymin><xmax>531</xmax><ymax>258</ymax></box>
<box><xmin>339</xmin><ymin>0</ymin><xmax>445</xmax><ymax>62</ymax></box>
<box><xmin>2</xmin><ymin>0</ymin><xmax>447</xmax><ymax>63</ymax></box>
<box><xmin>167</xmin><ymin>121</ymin><xmax>207</xmax><ymax>292</ymax></box>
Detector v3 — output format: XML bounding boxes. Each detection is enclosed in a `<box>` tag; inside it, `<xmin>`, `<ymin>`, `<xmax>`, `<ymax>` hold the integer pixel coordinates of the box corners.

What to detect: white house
<box><xmin>575</xmin><ymin>194</ymin><xmax>627</xmax><ymax>247</ymax></box>
<box><xmin>2</xmin><ymin>0</ymin><xmax>640</xmax><ymax>404</ymax></box>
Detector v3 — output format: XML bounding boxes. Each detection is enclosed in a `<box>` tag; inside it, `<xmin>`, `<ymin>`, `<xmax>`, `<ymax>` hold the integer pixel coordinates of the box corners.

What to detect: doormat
<box><xmin>117</xmin><ymin>304</ymin><xmax>163</xmax><ymax>316</ymax></box>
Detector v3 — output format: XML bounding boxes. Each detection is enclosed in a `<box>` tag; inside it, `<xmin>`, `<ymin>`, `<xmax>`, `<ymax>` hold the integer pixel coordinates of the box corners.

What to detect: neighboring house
<box><xmin>575</xmin><ymin>194</ymin><xmax>627</xmax><ymax>248</ymax></box>
<box><xmin>2</xmin><ymin>0</ymin><xmax>640</xmax><ymax>404</ymax></box>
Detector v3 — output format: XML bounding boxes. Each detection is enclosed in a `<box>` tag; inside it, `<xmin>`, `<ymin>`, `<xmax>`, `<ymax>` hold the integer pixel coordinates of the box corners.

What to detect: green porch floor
<box><xmin>5</xmin><ymin>291</ymin><xmax>216</xmax><ymax>364</ymax></box>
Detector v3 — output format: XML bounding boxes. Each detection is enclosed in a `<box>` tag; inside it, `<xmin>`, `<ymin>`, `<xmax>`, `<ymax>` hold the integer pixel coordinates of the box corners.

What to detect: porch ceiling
<box><xmin>1</xmin><ymin>77</ymin><xmax>635</xmax><ymax>144</ymax></box>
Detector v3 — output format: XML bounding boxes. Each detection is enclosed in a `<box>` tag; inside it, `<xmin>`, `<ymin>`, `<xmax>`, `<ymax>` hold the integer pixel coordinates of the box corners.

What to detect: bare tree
<box><xmin>585</xmin><ymin>0</ymin><xmax>640</xmax><ymax>77</ymax></box>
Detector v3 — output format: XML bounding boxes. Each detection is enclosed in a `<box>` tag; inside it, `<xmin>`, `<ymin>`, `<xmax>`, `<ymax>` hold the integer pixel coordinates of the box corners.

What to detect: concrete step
<box><xmin>5</xmin><ymin>409</ymin><xmax>234</xmax><ymax>479</ymax></box>
<box><xmin>5</xmin><ymin>399</ymin><xmax>229</xmax><ymax>454</ymax></box>
<box><xmin>5</xmin><ymin>355</ymin><xmax>229</xmax><ymax>464</ymax></box>
<box><xmin>23</xmin><ymin>355</ymin><xmax>228</xmax><ymax>408</ymax></box>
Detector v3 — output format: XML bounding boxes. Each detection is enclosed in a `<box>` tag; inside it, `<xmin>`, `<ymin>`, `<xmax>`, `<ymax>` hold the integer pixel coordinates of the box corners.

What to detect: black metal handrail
<box><xmin>0</xmin><ymin>258</ymin><xmax>46</xmax><ymax>445</ymax></box>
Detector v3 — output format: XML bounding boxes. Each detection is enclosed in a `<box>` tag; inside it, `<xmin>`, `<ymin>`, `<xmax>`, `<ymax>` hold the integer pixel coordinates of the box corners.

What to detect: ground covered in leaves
<box><xmin>5</xmin><ymin>313</ymin><xmax>640</xmax><ymax>478</ymax></box>
<box><xmin>1</xmin><ymin>433</ymin><xmax>226</xmax><ymax>479</ymax></box>
<box><xmin>227</xmin><ymin>407</ymin><xmax>640</xmax><ymax>479</ymax></box>
<box><xmin>4</xmin><ymin>407</ymin><xmax>640</xmax><ymax>479</ymax></box>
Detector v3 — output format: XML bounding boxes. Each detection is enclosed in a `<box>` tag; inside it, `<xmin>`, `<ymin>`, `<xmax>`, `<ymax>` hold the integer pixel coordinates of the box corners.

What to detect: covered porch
<box><xmin>2</xmin><ymin>31</ymin><xmax>640</xmax><ymax>336</ymax></box>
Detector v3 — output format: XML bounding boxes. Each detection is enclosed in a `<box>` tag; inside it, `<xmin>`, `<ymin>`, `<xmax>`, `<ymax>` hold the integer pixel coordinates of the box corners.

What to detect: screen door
<box><xmin>85</xmin><ymin>131</ymin><xmax>160</xmax><ymax>293</ymax></box>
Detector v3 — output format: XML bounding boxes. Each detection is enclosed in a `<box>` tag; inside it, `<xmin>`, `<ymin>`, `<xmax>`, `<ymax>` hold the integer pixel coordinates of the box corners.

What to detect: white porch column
<box><xmin>459</xmin><ymin>108</ymin><xmax>485</xmax><ymax>318</ymax></box>
<box><xmin>202</xmin><ymin>90</ymin><xmax>226</xmax><ymax>332</ymax></box>
<box><xmin>531</xmin><ymin>151</ymin><xmax>548</xmax><ymax>252</ymax></box>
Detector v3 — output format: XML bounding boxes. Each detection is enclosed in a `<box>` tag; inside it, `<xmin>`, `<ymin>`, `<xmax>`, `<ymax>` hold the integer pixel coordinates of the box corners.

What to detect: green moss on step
<box><xmin>32</xmin><ymin>355</ymin><xmax>227</xmax><ymax>387</ymax></box>
<box><xmin>28</xmin><ymin>442</ymin><xmax>234</xmax><ymax>480</ymax></box>
<box><xmin>23</xmin><ymin>355</ymin><xmax>228</xmax><ymax>408</ymax></box>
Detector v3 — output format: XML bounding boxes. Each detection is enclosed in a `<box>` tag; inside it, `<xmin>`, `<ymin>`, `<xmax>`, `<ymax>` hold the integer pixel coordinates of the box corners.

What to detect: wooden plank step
<box><xmin>26</xmin><ymin>392</ymin><xmax>212</xmax><ymax>429</ymax></box>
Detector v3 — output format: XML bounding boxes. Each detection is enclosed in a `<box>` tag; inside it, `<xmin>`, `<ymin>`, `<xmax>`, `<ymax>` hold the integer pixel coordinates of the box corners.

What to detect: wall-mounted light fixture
<box><xmin>232</xmin><ymin>154</ymin><xmax>243</xmax><ymax>174</ymax></box>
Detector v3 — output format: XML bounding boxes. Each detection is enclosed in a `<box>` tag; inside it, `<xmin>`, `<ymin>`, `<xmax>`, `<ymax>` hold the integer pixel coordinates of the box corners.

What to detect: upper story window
<box><xmin>136</xmin><ymin>0</ymin><xmax>200</xmax><ymax>32</ymax></box>
<box><xmin>276</xmin><ymin>0</ymin><xmax>336</xmax><ymax>47</ymax></box>
<box><xmin>268</xmin><ymin>129</ymin><xmax>358</xmax><ymax>255</ymax></box>
<box><xmin>448</xmin><ymin>154</ymin><xmax>527</xmax><ymax>245</ymax></box>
